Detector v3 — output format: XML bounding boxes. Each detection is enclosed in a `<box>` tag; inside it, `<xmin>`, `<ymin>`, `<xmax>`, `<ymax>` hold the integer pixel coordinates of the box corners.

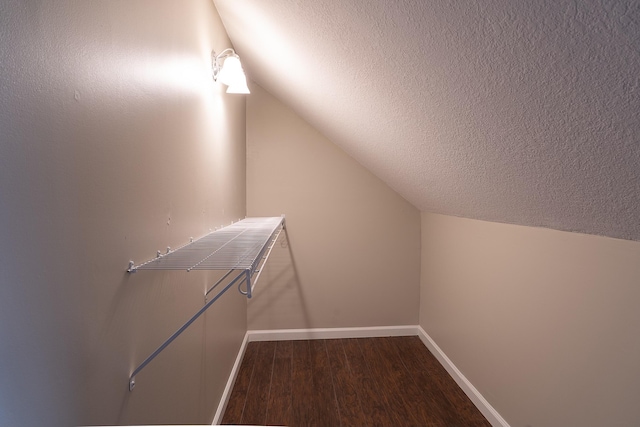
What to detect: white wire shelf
<box><xmin>128</xmin><ymin>216</ymin><xmax>285</xmax><ymax>272</ymax></box>
<box><xmin>126</xmin><ymin>216</ymin><xmax>286</xmax><ymax>391</ymax></box>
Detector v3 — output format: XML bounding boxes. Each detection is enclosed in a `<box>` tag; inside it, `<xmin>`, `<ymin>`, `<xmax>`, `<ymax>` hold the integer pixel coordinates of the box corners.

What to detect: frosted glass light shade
<box><xmin>218</xmin><ymin>56</ymin><xmax>244</xmax><ymax>86</ymax></box>
<box><xmin>212</xmin><ymin>49</ymin><xmax>250</xmax><ymax>94</ymax></box>
<box><xmin>226</xmin><ymin>76</ymin><xmax>250</xmax><ymax>94</ymax></box>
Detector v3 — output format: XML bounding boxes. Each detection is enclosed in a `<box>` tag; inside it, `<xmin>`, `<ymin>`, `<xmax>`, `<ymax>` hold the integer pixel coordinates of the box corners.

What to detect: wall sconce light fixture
<box><xmin>212</xmin><ymin>48</ymin><xmax>250</xmax><ymax>94</ymax></box>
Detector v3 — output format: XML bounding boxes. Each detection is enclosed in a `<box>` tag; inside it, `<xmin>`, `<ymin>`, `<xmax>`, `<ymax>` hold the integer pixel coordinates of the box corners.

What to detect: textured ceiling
<box><xmin>214</xmin><ymin>0</ymin><xmax>640</xmax><ymax>241</ymax></box>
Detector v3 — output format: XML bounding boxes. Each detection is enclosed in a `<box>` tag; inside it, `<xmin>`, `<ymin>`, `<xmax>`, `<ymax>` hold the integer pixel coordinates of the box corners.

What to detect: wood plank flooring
<box><xmin>221</xmin><ymin>336</ymin><xmax>491</xmax><ymax>427</ymax></box>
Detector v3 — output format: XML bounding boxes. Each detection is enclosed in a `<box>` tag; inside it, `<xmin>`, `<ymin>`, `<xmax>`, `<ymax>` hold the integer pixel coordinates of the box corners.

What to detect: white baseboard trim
<box><xmin>416</xmin><ymin>326</ymin><xmax>510</xmax><ymax>427</ymax></box>
<box><xmin>246</xmin><ymin>325</ymin><xmax>418</xmax><ymax>341</ymax></box>
<box><xmin>213</xmin><ymin>326</ymin><xmax>508</xmax><ymax>427</ymax></box>
<box><xmin>211</xmin><ymin>331</ymin><xmax>250</xmax><ymax>426</ymax></box>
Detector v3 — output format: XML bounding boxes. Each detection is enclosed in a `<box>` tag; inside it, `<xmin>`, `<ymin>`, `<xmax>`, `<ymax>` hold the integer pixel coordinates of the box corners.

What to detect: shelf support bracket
<box><xmin>128</xmin><ymin>270</ymin><xmax>247</xmax><ymax>391</ymax></box>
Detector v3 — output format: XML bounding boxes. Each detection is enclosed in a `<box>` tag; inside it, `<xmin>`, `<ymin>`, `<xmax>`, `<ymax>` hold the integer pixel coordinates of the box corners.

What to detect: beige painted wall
<box><xmin>246</xmin><ymin>83</ymin><xmax>421</xmax><ymax>329</ymax></box>
<box><xmin>0</xmin><ymin>1</ymin><xmax>246</xmax><ymax>425</ymax></box>
<box><xmin>420</xmin><ymin>212</ymin><xmax>640</xmax><ymax>427</ymax></box>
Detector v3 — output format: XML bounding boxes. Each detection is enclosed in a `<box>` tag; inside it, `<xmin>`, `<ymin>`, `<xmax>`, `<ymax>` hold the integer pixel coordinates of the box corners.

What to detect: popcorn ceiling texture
<box><xmin>215</xmin><ymin>0</ymin><xmax>640</xmax><ymax>241</ymax></box>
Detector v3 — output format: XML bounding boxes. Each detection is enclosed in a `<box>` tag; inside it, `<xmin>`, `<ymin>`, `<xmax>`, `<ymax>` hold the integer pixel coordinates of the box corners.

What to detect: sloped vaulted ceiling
<box><xmin>214</xmin><ymin>0</ymin><xmax>640</xmax><ymax>241</ymax></box>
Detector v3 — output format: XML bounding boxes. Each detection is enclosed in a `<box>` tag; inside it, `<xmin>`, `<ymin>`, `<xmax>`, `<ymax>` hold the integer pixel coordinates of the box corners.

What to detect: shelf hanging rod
<box><xmin>205</xmin><ymin>269</ymin><xmax>235</xmax><ymax>298</ymax></box>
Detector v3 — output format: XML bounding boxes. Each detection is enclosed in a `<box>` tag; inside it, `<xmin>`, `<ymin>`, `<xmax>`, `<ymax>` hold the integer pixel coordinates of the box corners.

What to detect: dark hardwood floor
<box><xmin>221</xmin><ymin>336</ymin><xmax>492</xmax><ymax>427</ymax></box>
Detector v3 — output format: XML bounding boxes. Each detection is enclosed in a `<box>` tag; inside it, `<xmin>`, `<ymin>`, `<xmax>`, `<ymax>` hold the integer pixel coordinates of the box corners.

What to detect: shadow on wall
<box><xmin>247</xmin><ymin>230</ymin><xmax>310</xmax><ymax>330</ymax></box>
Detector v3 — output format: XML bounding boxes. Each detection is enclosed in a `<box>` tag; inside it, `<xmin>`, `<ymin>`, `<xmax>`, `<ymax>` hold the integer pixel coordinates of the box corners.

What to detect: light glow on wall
<box><xmin>134</xmin><ymin>54</ymin><xmax>212</xmax><ymax>95</ymax></box>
